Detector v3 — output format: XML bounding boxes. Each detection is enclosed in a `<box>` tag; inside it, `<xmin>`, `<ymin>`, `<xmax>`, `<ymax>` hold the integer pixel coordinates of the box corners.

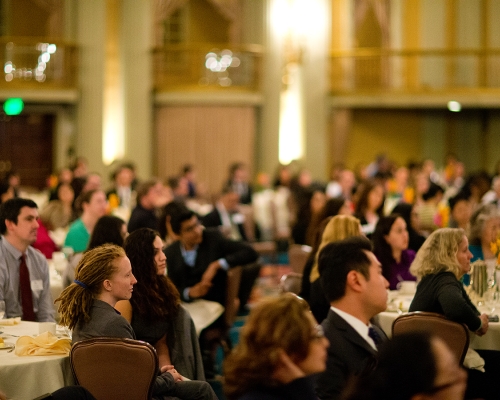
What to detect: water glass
<box><xmin>0</xmin><ymin>300</ymin><xmax>5</xmax><ymax>319</ymax></box>
<box><xmin>484</xmin><ymin>291</ymin><xmax>500</xmax><ymax>315</ymax></box>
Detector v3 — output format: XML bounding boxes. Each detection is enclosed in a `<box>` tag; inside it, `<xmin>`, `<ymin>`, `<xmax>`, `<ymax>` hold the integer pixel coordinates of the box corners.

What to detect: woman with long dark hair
<box><xmin>372</xmin><ymin>215</ymin><xmax>416</xmax><ymax>290</ymax></box>
<box><xmin>116</xmin><ymin>228</ymin><xmax>206</xmax><ymax>381</ymax></box>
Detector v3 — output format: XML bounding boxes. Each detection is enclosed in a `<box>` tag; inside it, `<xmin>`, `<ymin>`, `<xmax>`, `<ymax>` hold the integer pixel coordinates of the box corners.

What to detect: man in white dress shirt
<box><xmin>315</xmin><ymin>236</ymin><xmax>388</xmax><ymax>400</ymax></box>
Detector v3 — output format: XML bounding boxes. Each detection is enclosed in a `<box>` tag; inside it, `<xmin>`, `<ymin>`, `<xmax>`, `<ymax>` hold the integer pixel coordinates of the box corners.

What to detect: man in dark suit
<box><xmin>165</xmin><ymin>207</ymin><xmax>258</xmax><ymax>307</ymax></box>
<box><xmin>202</xmin><ymin>188</ymin><xmax>247</xmax><ymax>241</ymax></box>
<box><xmin>315</xmin><ymin>236</ymin><xmax>389</xmax><ymax>400</ymax></box>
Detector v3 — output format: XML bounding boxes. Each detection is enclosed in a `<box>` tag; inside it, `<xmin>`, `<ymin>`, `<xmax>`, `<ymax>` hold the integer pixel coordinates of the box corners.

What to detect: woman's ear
<box><xmin>102</xmin><ymin>279</ymin><xmax>112</xmax><ymax>292</ymax></box>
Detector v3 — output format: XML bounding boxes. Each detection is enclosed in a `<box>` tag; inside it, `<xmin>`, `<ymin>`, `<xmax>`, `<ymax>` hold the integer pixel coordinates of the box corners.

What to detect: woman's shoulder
<box><xmin>420</xmin><ymin>271</ymin><xmax>457</xmax><ymax>285</ymax></box>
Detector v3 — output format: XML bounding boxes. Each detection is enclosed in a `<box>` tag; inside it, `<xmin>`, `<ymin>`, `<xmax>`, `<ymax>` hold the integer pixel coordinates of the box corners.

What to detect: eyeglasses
<box><xmin>310</xmin><ymin>324</ymin><xmax>325</xmax><ymax>341</ymax></box>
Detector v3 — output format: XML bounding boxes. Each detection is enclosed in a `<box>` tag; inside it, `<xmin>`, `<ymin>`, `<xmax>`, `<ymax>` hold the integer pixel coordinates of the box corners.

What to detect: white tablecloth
<box><xmin>181</xmin><ymin>300</ymin><xmax>225</xmax><ymax>336</ymax></box>
<box><xmin>378</xmin><ymin>292</ymin><xmax>500</xmax><ymax>351</ymax></box>
<box><xmin>0</xmin><ymin>322</ymin><xmax>74</xmax><ymax>399</ymax></box>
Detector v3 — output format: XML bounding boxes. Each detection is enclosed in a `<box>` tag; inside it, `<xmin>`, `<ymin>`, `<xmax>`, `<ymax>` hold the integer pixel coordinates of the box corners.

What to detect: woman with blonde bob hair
<box><xmin>304</xmin><ymin>215</ymin><xmax>362</xmax><ymax>322</ymax></box>
<box><xmin>409</xmin><ymin>228</ymin><xmax>500</xmax><ymax>400</ymax></box>
<box><xmin>224</xmin><ymin>293</ymin><xmax>329</xmax><ymax>400</ymax></box>
<box><xmin>409</xmin><ymin>228</ymin><xmax>488</xmax><ymax>335</ymax></box>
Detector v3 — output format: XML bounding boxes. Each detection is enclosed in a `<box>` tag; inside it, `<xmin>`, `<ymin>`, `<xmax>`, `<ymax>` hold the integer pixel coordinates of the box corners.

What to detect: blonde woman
<box><xmin>224</xmin><ymin>293</ymin><xmax>329</xmax><ymax>400</ymax></box>
<box><xmin>409</xmin><ymin>228</ymin><xmax>487</xmax><ymax>335</ymax></box>
<box><xmin>302</xmin><ymin>215</ymin><xmax>363</xmax><ymax>322</ymax></box>
<box><xmin>408</xmin><ymin>228</ymin><xmax>497</xmax><ymax>400</ymax></box>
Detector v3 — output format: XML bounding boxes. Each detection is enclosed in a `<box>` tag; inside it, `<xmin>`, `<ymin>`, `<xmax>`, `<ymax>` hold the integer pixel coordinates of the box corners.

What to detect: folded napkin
<box><xmin>464</xmin><ymin>347</ymin><xmax>485</xmax><ymax>372</ymax></box>
<box><xmin>15</xmin><ymin>331</ymin><xmax>71</xmax><ymax>356</ymax></box>
<box><xmin>0</xmin><ymin>317</ymin><xmax>21</xmax><ymax>326</ymax></box>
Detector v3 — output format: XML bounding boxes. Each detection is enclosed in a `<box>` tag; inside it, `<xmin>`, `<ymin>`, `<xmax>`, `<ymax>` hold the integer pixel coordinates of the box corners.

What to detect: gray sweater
<box><xmin>72</xmin><ymin>299</ymin><xmax>177</xmax><ymax>396</ymax></box>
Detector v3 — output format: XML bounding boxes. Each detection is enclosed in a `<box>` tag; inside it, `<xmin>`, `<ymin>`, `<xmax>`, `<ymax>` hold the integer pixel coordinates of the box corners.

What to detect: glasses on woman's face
<box><xmin>310</xmin><ymin>324</ymin><xmax>325</xmax><ymax>341</ymax></box>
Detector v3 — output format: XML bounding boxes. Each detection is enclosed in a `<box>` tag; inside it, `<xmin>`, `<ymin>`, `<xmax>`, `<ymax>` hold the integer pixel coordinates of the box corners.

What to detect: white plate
<box><xmin>0</xmin><ymin>343</ymin><xmax>14</xmax><ymax>351</ymax></box>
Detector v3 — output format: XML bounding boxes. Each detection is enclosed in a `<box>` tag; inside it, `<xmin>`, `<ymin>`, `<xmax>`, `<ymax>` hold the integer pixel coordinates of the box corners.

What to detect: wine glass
<box><xmin>484</xmin><ymin>291</ymin><xmax>500</xmax><ymax>315</ymax></box>
<box><xmin>0</xmin><ymin>300</ymin><xmax>5</xmax><ymax>319</ymax></box>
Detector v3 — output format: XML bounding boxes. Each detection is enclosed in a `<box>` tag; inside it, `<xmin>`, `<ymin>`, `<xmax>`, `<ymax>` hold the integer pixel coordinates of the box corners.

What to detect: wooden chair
<box><xmin>392</xmin><ymin>311</ymin><xmax>469</xmax><ymax>364</ymax></box>
<box><xmin>279</xmin><ymin>272</ymin><xmax>303</xmax><ymax>295</ymax></box>
<box><xmin>70</xmin><ymin>337</ymin><xmax>158</xmax><ymax>400</ymax></box>
<box><xmin>288</xmin><ymin>244</ymin><xmax>312</xmax><ymax>274</ymax></box>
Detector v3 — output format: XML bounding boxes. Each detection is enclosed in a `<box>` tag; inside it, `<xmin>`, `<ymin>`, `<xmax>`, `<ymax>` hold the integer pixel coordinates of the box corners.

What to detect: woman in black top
<box><xmin>116</xmin><ymin>228</ymin><xmax>206</xmax><ymax>381</ymax></box>
<box><xmin>409</xmin><ymin>228</ymin><xmax>499</xmax><ymax>400</ymax></box>
<box><xmin>409</xmin><ymin>228</ymin><xmax>488</xmax><ymax>334</ymax></box>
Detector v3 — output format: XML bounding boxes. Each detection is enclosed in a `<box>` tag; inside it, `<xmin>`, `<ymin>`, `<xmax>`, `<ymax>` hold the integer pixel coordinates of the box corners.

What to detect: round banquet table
<box><xmin>378</xmin><ymin>291</ymin><xmax>500</xmax><ymax>351</ymax></box>
<box><xmin>0</xmin><ymin>321</ymin><xmax>74</xmax><ymax>400</ymax></box>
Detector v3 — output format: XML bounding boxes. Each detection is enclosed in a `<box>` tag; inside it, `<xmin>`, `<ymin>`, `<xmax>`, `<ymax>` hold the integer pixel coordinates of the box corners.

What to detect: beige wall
<box><xmin>344</xmin><ymin>109</ymin><xmax>422</xmax><ymax>169</ymax></box>
<box><xmin>155</xmin><ymin>105</ymin><xmax>255</xmax><ymax>195</ymax></box>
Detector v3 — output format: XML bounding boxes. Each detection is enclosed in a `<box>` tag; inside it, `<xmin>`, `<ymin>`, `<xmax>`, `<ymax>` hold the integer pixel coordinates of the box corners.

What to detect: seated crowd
<box><xmin>1</xmin><ymin>153</ymin><xmax>500</xmax><ymax>399</ymax></box>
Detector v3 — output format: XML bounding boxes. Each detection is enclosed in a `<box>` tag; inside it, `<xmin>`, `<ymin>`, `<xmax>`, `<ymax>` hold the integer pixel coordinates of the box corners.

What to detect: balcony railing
<box><xmin>153</xmin><ymin>43</ymin><xmax>263</xmax><ymax>92</ymax></box>
<box><xmin>0</xmin><ymin>37</ymin><xmax>78</xmax><ymax>89</ymax></box>
<box><xmin>329</xmin><ymin>48</ymin><xmax>500</xmax><ymax>94</ymax></box>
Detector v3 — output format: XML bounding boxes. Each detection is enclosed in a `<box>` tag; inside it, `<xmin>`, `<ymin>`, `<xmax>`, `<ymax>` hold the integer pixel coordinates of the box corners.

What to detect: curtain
<box><xmin>153</xmin><ymin>0</ymin><xmax>189</xmax><ymax>46</ymax></box>
<box><xmin>31</xmin><ymin>0</ymin><xmax>63</xmax><ymax>37</ymax></box>
<box><xmin>354</xmin><ymin>0</ymin><xmax>390</xmax><ymax>47</ymax></box>
<box><xmin>205</xmin><ymin>0</ymin><xmax>242</xmax><ymax>43</ymax></box>
<box><xmin>155</xmin><ymin>105</ymin><xmax>255</xmax><ymax>195</ymax></box>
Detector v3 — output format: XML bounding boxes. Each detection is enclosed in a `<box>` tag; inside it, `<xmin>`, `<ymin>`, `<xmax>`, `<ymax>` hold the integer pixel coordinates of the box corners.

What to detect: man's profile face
<box><xmin>179</xmin><ymin>215</ymin><xmax>203</xmax><ymax>247</ymax></box>
<box><xmin>361</xmin><ymin>250</ymin><xmax>389</xmax><ymax>314</ymax></box>
<box><xmin>6</xmin><ymin>206</ymin><xmax>39</xmax><ymax>245</ymax></box>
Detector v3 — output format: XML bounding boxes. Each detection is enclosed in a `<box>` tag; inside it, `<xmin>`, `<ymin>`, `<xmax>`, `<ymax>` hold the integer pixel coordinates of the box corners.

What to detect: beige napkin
<box><xmin>464</xmin><ymin>347</ymin><xmax>485</xmax><ymax>372</ymax></box>
<box><xmin>15</xmin><ymin>331</ymin><xmax>71</xmax><ymax>356</ymax></box>
<box><xmin>0</xmin><ymin>317</ymin><xmax>21</xmax><ymax>326</ymax></box>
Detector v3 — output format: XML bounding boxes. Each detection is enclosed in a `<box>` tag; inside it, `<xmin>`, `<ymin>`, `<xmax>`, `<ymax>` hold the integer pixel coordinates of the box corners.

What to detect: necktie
<box><xmin>19</xmin><ymin>254</ymin><xmax>36</xmax><ymax>321</ymax></box>
<box><xmin>368</xmin><ymin>326</ymin><xmax>382</xmax><ymax>350</ymax></box>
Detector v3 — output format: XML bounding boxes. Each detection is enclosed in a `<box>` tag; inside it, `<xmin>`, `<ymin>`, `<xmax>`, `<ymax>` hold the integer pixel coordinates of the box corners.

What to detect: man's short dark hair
<box><xmin>318</xmin><ymin>236</ymin><xmax>373</xmax><ymax>302</ymax></box>
<box><xmin>0</xmin><ymin>198</ymin><xmax>38</xmax><ymax>234</ymax></box>
<box><xmin>170</xmin><ymin>207</ymin><xmax>196</xmax><ymax>235</ymax></box>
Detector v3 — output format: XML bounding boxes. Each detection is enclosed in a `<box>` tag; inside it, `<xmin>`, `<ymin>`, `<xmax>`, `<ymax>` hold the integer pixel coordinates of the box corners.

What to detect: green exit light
<box><xmin>3</xmin><ymin>98</ymin><xmax>24</xmax><ymax>115</ymax></box>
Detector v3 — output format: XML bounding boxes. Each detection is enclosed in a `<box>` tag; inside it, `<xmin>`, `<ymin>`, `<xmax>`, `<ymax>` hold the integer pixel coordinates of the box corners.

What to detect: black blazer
<box><xmin>315</xmin><ymin>310</ymin><xmax>382</xmax><ymax>400</ymax></box>
<box><xmin>202</xmin><ymin>209</ymin><xmax>248</xmax><ymax>241</ymax></box>
<box><xmin>164</xmin><ymin>228</ymin><xmax>258</xmax><ymax>305</ymax></box>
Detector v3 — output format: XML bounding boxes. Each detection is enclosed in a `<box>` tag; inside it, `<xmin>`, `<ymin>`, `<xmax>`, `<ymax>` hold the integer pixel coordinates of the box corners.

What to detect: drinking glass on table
<box><xmin>0</xmin><ymin>301</ymin><xmax>5</xmax><ymax>319</ymax></box>
<box><xmin>484</xmin><ymin>290</ymin><xmax>500</xmax><ymax>315</ymax></box>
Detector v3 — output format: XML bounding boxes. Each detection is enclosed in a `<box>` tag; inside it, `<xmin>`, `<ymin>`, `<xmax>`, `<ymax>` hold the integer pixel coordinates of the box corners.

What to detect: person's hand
<box><xmin>188</xmin><ymin>281</ymin><xmax>211</xmax><ymax>299</ymax></box>
<box><xmin>160</xmin><ymin>364</ymin><xmax>183</xmax><ymax>382</ymax></box>
<box><xmin>0</xmin><ymin>390</ymin><xmax>6</xmax><ymax>400</ymax></box>
<box><xmin>201</xmin><ymin>260</ymin><xmax>221</xmax><ymax>284</ymax></box>
<box><xmin>160</xmin><ymin>364</ymin><xmax>174</xmax><ymax>373</ymax></box>
<box><xmin>271</xmin><ymin>349</ymin><xmax>305</xmax><ymax>384</ymax></box>
<box><xmin>476</xmin><ymin>314</ymin><xmax>489</xmax><ymax>336</ymax></box>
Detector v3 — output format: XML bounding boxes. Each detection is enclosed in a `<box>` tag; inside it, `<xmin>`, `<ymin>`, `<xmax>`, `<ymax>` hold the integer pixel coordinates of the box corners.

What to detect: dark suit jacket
<box><xmin>127</xmin><ymin>204</ymin><xmax>158</xmax><ymax>233</ymax></box>
<box><xmin>202</xmin><ymin>209</ymin><xmax>248</xmax><ymax>241</ymax></box>
<box><xmin>165</xmin><ymin>228</ymin><xmax>258</xmax><ymax>305</ymax></box>
<box><xmin>315</xmin><ymin>309</ymin><xmax>382</xmax><ymax>400</ymax></box>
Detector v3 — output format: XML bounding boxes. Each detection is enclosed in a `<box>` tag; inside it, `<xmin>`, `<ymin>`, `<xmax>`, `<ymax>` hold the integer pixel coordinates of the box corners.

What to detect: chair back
<box><xmin>392</xmin><ymin>312</ymin><xmax>469</xmax><ymax>364</ymax></box>
<box><xmin>70</xmin><ymin>337</ymin><xmax>158</xmax><ymax>400</ymax></box>
<box><xmin>279</xmin><ymin>272</ymin><xmax>303</xmax><ymax>295</ymax></box>
<box><xmin>225</xmin><ymin>266</ymin><xmax>243</xmax><ymax>327</ymax></box>
<box><xmin>288</xmin><ymin>244</ymin><xmax>312</xmax><ymax>274</ymax></box>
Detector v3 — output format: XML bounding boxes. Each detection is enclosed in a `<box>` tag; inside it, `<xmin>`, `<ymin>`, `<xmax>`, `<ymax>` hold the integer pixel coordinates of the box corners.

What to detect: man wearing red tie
<box><xmin>0</xmin><ymin>198</ymin><xmax>55</xmax><ymax>322</ymax></box>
